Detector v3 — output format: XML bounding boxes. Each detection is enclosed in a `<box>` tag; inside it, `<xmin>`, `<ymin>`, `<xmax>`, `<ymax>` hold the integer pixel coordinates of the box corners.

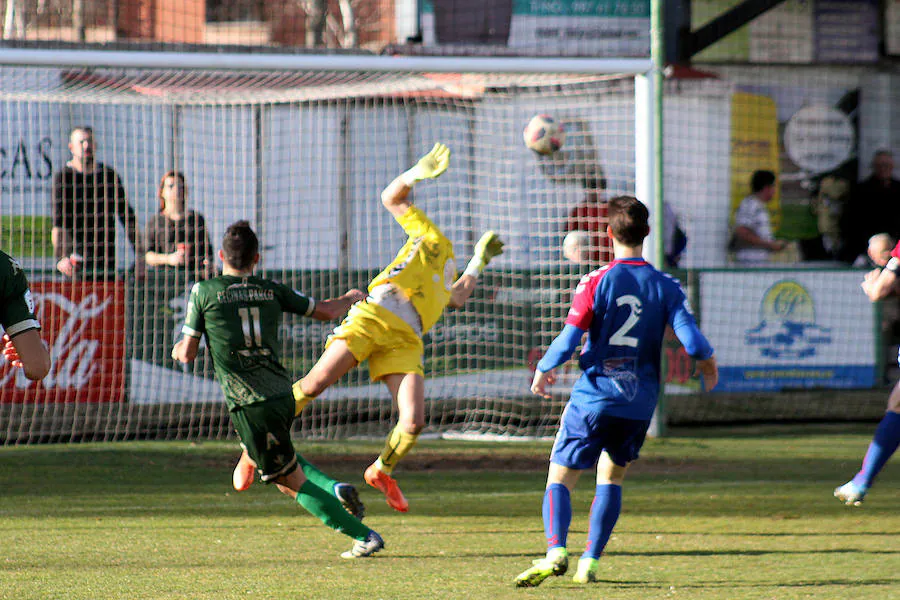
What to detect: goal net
<box><xmin>0</xmin><ymin>62</ymin><xmax>647</xmax><ymax>443</ymax></box>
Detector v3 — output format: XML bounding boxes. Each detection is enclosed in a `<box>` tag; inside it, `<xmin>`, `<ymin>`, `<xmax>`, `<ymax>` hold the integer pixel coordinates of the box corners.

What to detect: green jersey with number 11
<box><xmin>182</xmin><ymin>275</ymin><xmax>315</xmax><ymax>410</ymax></box>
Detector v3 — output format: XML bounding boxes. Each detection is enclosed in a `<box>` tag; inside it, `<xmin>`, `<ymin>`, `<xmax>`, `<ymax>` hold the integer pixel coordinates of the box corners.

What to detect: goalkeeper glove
<box><xmin>293</xmin><ymin>381</ymin><xmax>314</xmax><ymax>416</ymax></box>
<box><xmin>401</xmin><ymin>143</ymin><xmax>451</xmax><ymax>187</ymax></box>
<box><xmin>464</xmin><ymin>231</ymin><xmax>505</xmax><ymax>278</ymax></box>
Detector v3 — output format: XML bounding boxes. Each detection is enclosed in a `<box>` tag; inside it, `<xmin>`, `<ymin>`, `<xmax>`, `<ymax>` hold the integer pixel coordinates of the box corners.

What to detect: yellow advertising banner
<box><xmin>730</xmin><ymin>92</ymin><xmax>780</xmax><ymax>230</ymax></box>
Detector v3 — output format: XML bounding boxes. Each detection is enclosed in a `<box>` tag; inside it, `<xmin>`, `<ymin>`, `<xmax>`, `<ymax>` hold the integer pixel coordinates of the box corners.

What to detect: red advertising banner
<box><xmin>0</xmin><ymin>281</ymin><xmax>126</xmax><ymax>403</ymax></box>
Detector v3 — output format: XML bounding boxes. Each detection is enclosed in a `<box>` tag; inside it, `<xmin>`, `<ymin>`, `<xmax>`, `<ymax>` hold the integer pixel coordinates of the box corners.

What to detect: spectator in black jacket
<box><xmin>51</xmin><ymin>126</ymin><xmax>142</xmax><ymax>279</ymax></box>
<box><xmin>840</xmin><ymin>150</ymin><xmax>900</xmax><ymax>264</ymax></box>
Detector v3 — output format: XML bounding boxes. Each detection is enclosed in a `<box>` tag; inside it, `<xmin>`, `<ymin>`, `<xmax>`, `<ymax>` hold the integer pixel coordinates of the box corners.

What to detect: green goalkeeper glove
<box><xmin>401</xmin><ymin>143</ymin><xmax>451</xmax><ymax>186</ymax></box>
<box><xmin>464</xmin><ymin>231</ymin><xmax>505</xmax><ymax>278</ymax></box>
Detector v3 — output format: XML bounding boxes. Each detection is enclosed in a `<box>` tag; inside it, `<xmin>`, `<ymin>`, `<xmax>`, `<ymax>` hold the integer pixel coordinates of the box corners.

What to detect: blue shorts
<box><xmin>550</xmin><ymin>402</ymin><xmax>651</xmax><ymax>469</ymax></box>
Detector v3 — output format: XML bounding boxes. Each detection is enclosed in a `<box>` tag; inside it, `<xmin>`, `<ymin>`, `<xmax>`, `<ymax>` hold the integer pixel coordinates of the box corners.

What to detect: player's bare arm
<box><xmin>381</xmin><ymin>143</ymin><xmax>451</xmax><ymax>219</ymax></box>
<box><xmin>448</xmin><ymin>231</ymin><xmax>505</xmax><ymax>308</ymax></box>
<box><xmin>311</xmin><ymin>288</ymin><xmax>366</xmax><ymax>320</ymax></box>
<box><xmin>862</xmin><ymin>263</ymin><xmax>898</xmax><ymax>301</ymax></box>
<box><xmin>2</xmin><ymin>331</ymin><xmax>51</xmax><ymax>381</ymax></box>
<box><xmin>448</xmin><ymin>274</ymin><xmax>477</xmax><ymax>308</ymax></box>
<box><xmin>172</xmin><ymin>335</ymin><xmax>200</xmax><ymax>364</ymax></box>
<box><xmin>380</xmin><ymin>176</ymin><xmax>414</xmax><ymax>219</ymax></box>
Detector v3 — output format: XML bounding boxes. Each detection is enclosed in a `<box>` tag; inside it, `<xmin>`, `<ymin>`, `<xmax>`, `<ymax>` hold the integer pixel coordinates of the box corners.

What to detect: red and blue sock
<box><xmin>583</xmin><ymin>484</ymin><xmax>622</xmax><ymax>560</ymax></box>
<box><xmin>852</xmin><ymin>410</ymin><xmax>900</xmax><ymax>490</ymax></box>
<box><xmin>542</xmin><ymin>483</ymin><xmax>571</xmax><ymax>551</ymax></box>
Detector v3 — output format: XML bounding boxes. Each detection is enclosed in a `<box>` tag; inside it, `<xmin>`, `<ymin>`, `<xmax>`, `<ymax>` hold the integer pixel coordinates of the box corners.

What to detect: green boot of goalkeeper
<box><xmin>514</xmin><ymin>547</ymin><xmax>568</xmax><ymax>588</ymax></box>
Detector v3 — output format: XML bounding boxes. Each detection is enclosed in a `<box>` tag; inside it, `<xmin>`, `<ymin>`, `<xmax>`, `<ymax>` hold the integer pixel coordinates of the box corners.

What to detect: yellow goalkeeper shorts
<box><xmin>326</xmin><ymin>300</ymin><xmax>424</xmax><ymax>382</ymax></box>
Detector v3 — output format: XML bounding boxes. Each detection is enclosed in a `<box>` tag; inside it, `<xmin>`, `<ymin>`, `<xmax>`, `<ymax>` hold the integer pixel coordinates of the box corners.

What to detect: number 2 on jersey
<box><xmin>238</xmin><ymin>307</ymin><xmax>263</xmax><ymax>348</ymax></box>
<box><xmin>609</xmin><ymin>295</ymin><xmax>642</xmax><ymax>348</ymax></box>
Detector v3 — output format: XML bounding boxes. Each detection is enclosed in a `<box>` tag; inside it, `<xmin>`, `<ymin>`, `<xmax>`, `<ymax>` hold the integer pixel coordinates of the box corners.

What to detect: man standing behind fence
<box><xmin>840</xmin><ymin>150</ymin><xmax>900</xmax><ymax>264</ymax></box>
<box><xmin>731</xmin><ymin>170</ymin><xmax>786</xmax><ymax>265</ymax></box>
<box><xmin>52</xmin><ymin>126</ymin><xmax>143</xmax><ymax>280</ymax></box>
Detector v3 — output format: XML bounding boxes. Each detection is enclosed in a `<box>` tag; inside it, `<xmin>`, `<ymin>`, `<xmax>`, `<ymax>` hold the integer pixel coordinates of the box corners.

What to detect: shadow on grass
<box><xmin>610</xmin><ymin>548</ymin><xmax>900</xmax><ymax>557</ymax></box>
<box><xmin>0</xmin><ymin>443</ymin><xmax>896</xmax><ymax>521</ymax></box>
<box><xmin>384</xmin><ymin>552</ymin><xmax>536</xmax><ymax>560</ymax></box>
<box><xmin>625</xmin><ymin>529</ymin><xmax>900</xmax><ymax>537</ymax></box>
<box><xmin>647</xmin><ymin>578</ymin><xmax>900</xmax><ymax>589</ymax></box>
<box><xmin>667</xmin><ymin>422</ymin><xmax>879</xmax><ymax>440</ymax></box>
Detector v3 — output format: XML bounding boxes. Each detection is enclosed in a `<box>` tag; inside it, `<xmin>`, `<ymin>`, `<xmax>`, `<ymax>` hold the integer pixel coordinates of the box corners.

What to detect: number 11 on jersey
<box><xmin>238</xmin><ymin>307</ymin><xmax>263</xmax><ymax>348</ymax></box>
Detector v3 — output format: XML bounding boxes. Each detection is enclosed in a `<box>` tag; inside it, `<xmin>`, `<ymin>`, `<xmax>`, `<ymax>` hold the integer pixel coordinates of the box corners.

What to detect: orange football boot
<box><xmin>232</xmin><ymin>449</ymin><xmax>256</xmax><ymax>492</ymax></box>
<box><xmin>364</xmin><ymin>463</ymin><xmax>409</xmax><ymax>512</ymax></box>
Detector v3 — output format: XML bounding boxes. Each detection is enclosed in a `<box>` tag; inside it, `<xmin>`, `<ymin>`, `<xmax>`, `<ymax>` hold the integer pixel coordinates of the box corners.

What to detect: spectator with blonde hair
<box><xmin>138</xmin><ymin>170</ymin><xmax>214</xmax><ymax>368</ymax></box>
<box><xmin>144</xmin><ymin>170</ymin><xmax>213</xmax><ymax>280</ymax></box>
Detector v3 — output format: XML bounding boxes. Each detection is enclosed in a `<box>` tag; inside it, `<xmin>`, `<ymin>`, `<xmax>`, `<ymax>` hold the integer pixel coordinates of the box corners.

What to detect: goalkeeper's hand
<box><xmin>402</xmin><ymin>143</ymin><xmax>451</xmax><ymax>185</ymax></box>
<box><xmin>464</xmin><ymin>231</ymin><xmax>505</xmax><ymax>278</ymax></box>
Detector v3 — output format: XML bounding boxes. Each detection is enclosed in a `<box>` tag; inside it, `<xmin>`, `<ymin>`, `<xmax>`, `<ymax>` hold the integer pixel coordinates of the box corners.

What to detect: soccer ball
<box><xmin>523</xmin><ymin>114</ymin><xmax>566</xmax><ymax>155</ymax></box>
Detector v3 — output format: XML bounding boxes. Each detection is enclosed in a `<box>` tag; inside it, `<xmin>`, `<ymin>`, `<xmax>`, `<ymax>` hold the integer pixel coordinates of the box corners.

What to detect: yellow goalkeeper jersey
<box><xmin>369</xmin><ymin>205</ymin><xmax>456</xmax><ymax>335</ymax></box>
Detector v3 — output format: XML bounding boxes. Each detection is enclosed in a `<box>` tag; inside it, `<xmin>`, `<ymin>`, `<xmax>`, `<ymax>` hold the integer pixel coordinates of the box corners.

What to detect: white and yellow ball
<box><xmin>523</xmin><ymin>114</ymin><xmax>566</xmax><ymax>155</ymax></box>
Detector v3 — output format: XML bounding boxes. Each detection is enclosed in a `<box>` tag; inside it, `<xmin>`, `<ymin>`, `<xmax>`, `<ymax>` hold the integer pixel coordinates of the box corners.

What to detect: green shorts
<box><xmin>230</xmin><ymin>395</ymin><xmax>298</xmax><ymax>483</ymax></box>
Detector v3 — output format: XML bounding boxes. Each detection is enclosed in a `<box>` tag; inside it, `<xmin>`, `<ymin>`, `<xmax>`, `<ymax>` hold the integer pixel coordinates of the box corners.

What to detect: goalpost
<box><xmin>0</xmin><ymin>51</ymin><xmax>658</xmax><ymax>444</ymax></box>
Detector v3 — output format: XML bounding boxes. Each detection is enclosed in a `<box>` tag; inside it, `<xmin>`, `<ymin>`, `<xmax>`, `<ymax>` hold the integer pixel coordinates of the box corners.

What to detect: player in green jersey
<box><xmin>171</xmin><ymin>221</ymin><xmax>384</xmax><ymax>558</ymax></box>
<box><xmin>0</xmin><ymin>250</ymin><xmax>50</xmax><ymax>380</ymax></box>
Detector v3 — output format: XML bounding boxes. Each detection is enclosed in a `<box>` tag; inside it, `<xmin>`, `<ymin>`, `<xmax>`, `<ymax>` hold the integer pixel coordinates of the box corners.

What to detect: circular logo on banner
<box><xmin>761</xmin><ymin>281</ymin><xmax>814</xmax><ymax>324</ymax></box>
<box><xmin>745</xmin><ymin>280</ymin><xmax>833</xmax><ymax>360</ymax></box>
<box><xmin>784</xmin><ymin>105</ymin><xmax>854</xmax><ymax>174</ymax></box>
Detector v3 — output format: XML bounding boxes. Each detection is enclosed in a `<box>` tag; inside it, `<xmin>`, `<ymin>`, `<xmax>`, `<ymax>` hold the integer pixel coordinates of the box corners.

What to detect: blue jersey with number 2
<box><xmin>555</xmin><ymin>258</ymin><xmax>712</xmax><ymax>420</ymax></box>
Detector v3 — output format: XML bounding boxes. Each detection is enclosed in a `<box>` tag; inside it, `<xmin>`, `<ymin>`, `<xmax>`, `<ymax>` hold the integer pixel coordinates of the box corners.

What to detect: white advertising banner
<box><xmin>420</xmin><ymin>0</ymin><xmax>650</xmax><ymax>57</ymax></box>
<box><xmin>749</xmin><ymin>0</ymin><xmax>814</xmax><ymax>63</ymax></box>
<box><xmin>700</xmin><ymin>270</ymin><xmax>877</xmax><ymax>391</ymax></box>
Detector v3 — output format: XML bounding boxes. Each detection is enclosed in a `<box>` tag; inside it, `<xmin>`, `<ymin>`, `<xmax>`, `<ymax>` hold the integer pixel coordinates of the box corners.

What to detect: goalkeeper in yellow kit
<box><xmin>288</xmin><ymin>143</ymin><xmax>502</xmax><ymax>512</ymax></box>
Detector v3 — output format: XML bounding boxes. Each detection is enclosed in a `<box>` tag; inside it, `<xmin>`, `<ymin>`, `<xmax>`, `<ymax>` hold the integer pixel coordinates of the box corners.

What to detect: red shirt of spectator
<box><xmin>891</xmin><ymin>239</ymin><xmax>900</xmax><ymax>261</ymax></box>
<box><xmin>564</xmin><ymin>191</ymin><xmax>613</xmax><ymax>264</ymax></box>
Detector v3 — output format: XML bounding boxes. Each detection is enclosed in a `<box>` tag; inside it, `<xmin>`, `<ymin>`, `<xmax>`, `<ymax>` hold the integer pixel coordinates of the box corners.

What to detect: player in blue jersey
<box><xmin>834</xmin><ymin>238</ymin><xmax>900</xmax><ymax>506</ymax></box>
<box><xmin>514</xmin><ymin>195</ymin><xmax>718</xmax><ymax>587</ymax></box>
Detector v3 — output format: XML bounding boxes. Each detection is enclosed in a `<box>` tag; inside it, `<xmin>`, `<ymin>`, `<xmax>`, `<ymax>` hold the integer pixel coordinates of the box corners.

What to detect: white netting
<box><xmin>0</xmin><ymin>65</ymin><xmax>638</xmax><ymax>443</ymax></box>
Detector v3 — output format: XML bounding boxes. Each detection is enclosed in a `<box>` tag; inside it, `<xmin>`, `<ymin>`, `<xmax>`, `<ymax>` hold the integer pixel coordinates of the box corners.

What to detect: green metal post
<box><xmin>651</xmin><ymin>0</ymin><xmax>667</xmax><ymax>436</ymax></box>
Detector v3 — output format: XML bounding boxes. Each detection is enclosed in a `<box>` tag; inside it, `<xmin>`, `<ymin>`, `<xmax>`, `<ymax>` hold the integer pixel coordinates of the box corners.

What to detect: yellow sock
<box><xmin>292</xmin><ymin>381</ymin><xmax>314</xmax><ymax>416</ymax></box>
<box><xmin>376</xmin><ymin>426</ymin><xmax>419</xmax><ymax>474</ymax></box>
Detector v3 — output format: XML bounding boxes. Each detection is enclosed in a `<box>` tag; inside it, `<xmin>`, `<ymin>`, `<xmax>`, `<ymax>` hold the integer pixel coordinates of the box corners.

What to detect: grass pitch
<box><xmin>0</xmin><ymin>424</ymin><xmax>897</xmax><ymax>599</ymax></box>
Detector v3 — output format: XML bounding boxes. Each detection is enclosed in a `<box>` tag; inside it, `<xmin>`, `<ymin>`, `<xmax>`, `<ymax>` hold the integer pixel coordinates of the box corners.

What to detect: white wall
<box><xmin>663</xmin><ymin>90</ymin><xmax>732</xmax><ymax>268</ymax></box>
<box><xmin>859</xmin><ymin>73</ymin><xmax>900</xmax><ymax>178</ymax></box>
<box><xmin>264</xmin><ymin>104</ymin><xmax>341</xmax><ymax>271</ymax></box>
<box><xmin>179</xmin><ymin>105</ymin><xmax>256</xmax><ymax>264</ymax></box>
